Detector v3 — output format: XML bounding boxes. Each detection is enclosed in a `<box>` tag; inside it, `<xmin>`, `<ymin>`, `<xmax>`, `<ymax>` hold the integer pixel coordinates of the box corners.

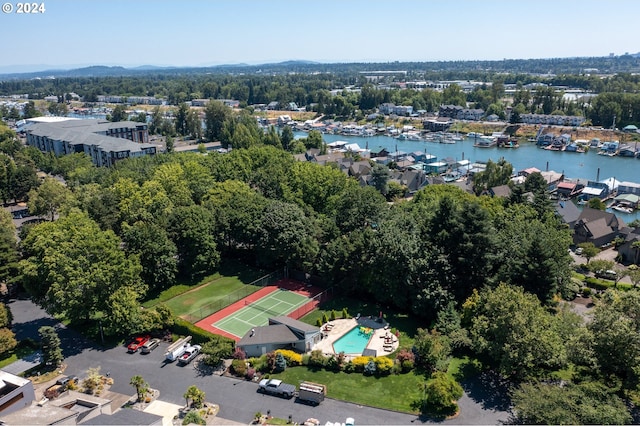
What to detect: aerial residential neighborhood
<box><xmin>2</xmin><ymin>2</ymin><xmax>640</xmax><ymax>425</ymax></box>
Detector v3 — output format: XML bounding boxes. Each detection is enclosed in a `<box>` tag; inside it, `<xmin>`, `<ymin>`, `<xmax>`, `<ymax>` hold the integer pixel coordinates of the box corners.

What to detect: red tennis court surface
<box><xmin>195</xmin><ymin>279</ymin><xmax>325</xmax><ymax>341</ymax></box>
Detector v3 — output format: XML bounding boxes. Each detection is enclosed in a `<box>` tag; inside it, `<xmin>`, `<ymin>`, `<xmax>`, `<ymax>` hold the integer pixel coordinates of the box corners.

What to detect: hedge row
<box><xmin>171</xmin><ymin>318</ymin><xmax>235</xmax><ymax>346</ymax></box>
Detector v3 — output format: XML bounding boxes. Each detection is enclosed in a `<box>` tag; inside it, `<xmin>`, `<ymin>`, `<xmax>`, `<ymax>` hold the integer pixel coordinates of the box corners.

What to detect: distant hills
<box><xmin>1</xmin><ymin>56</ymin><xmax>640</xmax><ymax>80</ymax></box>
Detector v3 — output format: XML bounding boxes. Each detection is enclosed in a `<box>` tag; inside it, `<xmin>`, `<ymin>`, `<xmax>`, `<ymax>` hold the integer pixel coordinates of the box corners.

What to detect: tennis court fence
<box><xmin>182</xmin><ymin>270</ymin><xmax>284</xmax><ymax>323</ymax></box>
<box><xmin>288</xmin><ymin>287</ymin><xmax>334</xmax><ymax>320</ymax></box>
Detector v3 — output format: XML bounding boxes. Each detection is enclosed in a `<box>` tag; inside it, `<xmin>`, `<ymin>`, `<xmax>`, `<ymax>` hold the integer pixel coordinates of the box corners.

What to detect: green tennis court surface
<box><xmin>213</xmin><ymin>289</ymin><xmax>310</xmax><ymax>338</ymax></box>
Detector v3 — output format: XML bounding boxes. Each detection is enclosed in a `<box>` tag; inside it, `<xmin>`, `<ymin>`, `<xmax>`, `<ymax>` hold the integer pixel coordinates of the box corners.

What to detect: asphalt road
<box><xmin>6</xmin><ymin>296</ymin><xmax>511</xmax><ymax>425</ymax></box>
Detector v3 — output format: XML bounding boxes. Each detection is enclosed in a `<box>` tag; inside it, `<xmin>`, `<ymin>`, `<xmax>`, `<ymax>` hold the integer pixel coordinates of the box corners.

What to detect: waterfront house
<box><xmin>580</xmin><ymin>179</ymin><xmax>617</xmax><ymax>201</ymax></box>
<box><xmin>618</xmin><ymin>181</ymin><xmax>640</xmax><ymax>196</ymax></box>
<box><xmin>555</xmin><ymin>200</ymin><xmax>581</xmax><ymax>228</ymax></box>
<box><xmin>370</xmin><ymin>147</ymin><xmax>390</xmax><ymax>158</ymax></box>
<box><xmin>424</xmin><ymin>161</ymin><xmax>448</xmax><ymax>174</ymax></box>
<box><xmin>540</xmin><ymin>170</ymin><xmax>565</xmax><ymax>191</ymax></box>
<box><xmin>423</xmin><ymin>118</ymin><xmax>453</xmax><ymax>132</ymax></box>
<box><xmin>618</xmin><ymin>144</ymin><xmax>638</xmax><ymax>157</ymax></box>
<box><xmin>390</xmin><ymin>169</ymin><xmax>427</xmax><ymax>194</ymax></box>
<box><xmin>556</xmin><ymin>181</ymin><xmax>584</xmax><ymax>199</ymax></box>
<box><xmin>572</xmin><ymin>207</ymin><xmax>625</xmax><ymax>247</ymax></box>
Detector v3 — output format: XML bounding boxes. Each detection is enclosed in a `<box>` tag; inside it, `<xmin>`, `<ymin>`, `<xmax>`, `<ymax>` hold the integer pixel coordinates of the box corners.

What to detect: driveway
<box><xmin>571</xmin><ymin>247</ymin><xmax>633</xmax><ymax>285</ymax></box>
<box><xmin>7</xmin><ymin>297</ymin><xmax>511</xmax><ymax>425</ymax></box>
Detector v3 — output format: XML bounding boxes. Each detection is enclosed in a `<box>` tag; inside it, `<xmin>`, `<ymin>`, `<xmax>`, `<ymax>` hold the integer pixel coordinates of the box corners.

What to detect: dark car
<box><xmin>141</xmin><ymin>338</ymin><xmax>161</xmax><ymax>354</ymax></box>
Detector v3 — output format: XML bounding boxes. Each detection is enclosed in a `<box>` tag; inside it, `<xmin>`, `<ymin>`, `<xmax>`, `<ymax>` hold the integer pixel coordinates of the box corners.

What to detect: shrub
<box><xmin>322</xmin><ymin>313</ymin><xmax>329</xmax><ymax>324</ymax></box>
<box><xmin>364</xmin><ymin>360</ymin><xmax>377</xmax><ymax>375</ymax></box>
<box><xmin>330</xmin><ymin>310</ymin><xmax>337</xmax><ymax>321</ymax></box>
<box><xmin>316</xmin><ymin>318</ymin><xmax>323</xmax><ymax>327</ymax></box>
<box><xmin>275</xmin><ymin>349</ymin><xmax>303</xmax><ymax>366</ymax></box>
<box><xmin>325</xmin><ymin>355</ymin><xmax>340</xmax><ymax>372</ymax></box>
<box><xmin>401</xmin><ymin>359</ymin><xmax>415</xmax><ymax>373</ymax></box>
<box><xmin>182</xmin><ymin>410</ymin><xmax>205</xmax><ymax>425</ymax></box>
<box><xmin>343</xmin><ymin>360</ymin><xmax>356</xmax><ymax>373</ymax></box>
<box><xmin>232</xmin><ymin>347</ymin><xmax>246</xmax><ymax>360</ymax></box>
<box><xmin>246</xmin><ymin>368</ymin><xmax>256</xmax><ymax>381</ymax></box>
<box><xmin>341</xmin><ymin>308</ymin><xmax>349</xmax><ymax>319</ymax></box>
<box><xmin>274</xmin><ymin>353</ymin><xmax>287</xmax><ymax>372</ymax></box>
<box><xmin>421</xmin><ymin>372</ymin><xmax>463</xmax><ymax>417</ymax></box>
<box><xmin>352</xmin><ymin>356</ymin><xmax>372</xmax><ymax>373</ymax></box>
<box><xmin>308</xmin><ymin>350</ymin><xmax>326</xmax><ymax>368</ymax></box>
<box><xmin>231</xmin><ymin>359</ymin><xmax>247</xmax><ymax>377</ymax></box>
<box><xmin>171</xmin><ymin>318</ymin><xmax>220</xmax><ymax>345</ymax></box>
<box><xmin>582</xmin><ymin>287</ymin><xmax>592</xmax><ymax>297</ymax></box>
<box><xmin>396</xmin><ymin>349</ymin><xmax>415</xmax><ymax>364</ymax></box>
<box><xmin>374</xmin><ymin>356</ymin><xmax>394</xmax><ymax>375</ymax></box>
<box><xmin>301</xmin><ymin>354</ymin><xmax>310</xmax><ymax>366</ymax></box>
<box><xmin>266</xmin><ymin>352</ymin><xmax>276</xmax><ymax>372</ymax></box>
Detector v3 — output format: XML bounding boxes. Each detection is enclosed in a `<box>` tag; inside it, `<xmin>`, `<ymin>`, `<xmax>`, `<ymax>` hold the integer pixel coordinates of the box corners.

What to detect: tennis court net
<box><xmin>245</xmin><ymin>300</ymin><xmax>289</xmax><ymax>318</ymax></box>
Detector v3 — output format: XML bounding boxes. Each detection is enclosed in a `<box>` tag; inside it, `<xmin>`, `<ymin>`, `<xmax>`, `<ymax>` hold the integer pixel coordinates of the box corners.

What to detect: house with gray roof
<box><xmin>572</xmin><ymin>207</ymin><xmax>625</xmax><ymax>247</ymax></box>
<box><xmin>236</xmin><ymin>316</ymin><xmax>321</xmax><ymax>357</ymax></box>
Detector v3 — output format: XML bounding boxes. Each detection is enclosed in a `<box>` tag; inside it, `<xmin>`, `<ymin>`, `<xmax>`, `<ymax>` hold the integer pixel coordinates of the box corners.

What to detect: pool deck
<box><xmin>312</xmin><ymin>318</ymin><xmax>399</xmax><ymax>358</ymax></box>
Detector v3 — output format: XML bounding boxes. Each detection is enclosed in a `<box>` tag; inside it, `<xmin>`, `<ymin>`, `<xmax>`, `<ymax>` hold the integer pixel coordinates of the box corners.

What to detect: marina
<box><xmin>294</xmin><ymin>131</ymin><xmax>640</xmax><ymax>221</ymax></box>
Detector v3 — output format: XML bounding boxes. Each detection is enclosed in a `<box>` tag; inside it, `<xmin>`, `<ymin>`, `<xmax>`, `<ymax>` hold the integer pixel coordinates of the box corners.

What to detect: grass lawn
<box><xmin>268</xmin><ymin>356</ymin><xmax>484</xmax><ymax>414</ymax></box>
<box><xmin>0</xmin><ymin>344</ymin><xmax>38</xmax><ymax>370</ymax></box>
<box><xmin>164</xmin><ymin>278</ymin><xmax>260</xmax><ymax>318</ymax></box>
<box><xmin>269</xmin><ymin>367</ymin><xmax>425</xmax><ymax>413</ymax></box>
<box><xmin>142</xmin><ymin>259</ymin><xmax>268</xmax><ymax>317</ymax></box>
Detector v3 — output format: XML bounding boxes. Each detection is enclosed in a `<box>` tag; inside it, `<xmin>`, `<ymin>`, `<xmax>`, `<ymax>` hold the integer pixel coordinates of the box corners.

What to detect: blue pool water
<box><xmin>333</xmin><ymin>326</ymin><xmax>373</xmax><ymax>355</ymax></box>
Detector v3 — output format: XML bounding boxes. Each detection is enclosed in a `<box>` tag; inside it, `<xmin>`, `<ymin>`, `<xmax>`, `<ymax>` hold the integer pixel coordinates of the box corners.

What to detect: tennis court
<box><xmin>212</xmin><ymin>288</ymin><xmax>311</xmax><ymax>338</ymax></box>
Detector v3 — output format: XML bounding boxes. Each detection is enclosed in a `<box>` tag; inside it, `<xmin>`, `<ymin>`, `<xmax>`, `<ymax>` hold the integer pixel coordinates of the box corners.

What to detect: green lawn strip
<box><xmin>142</xmin><ymin>259</ymin><xmax>267</xmax><ymax>308</ymax></box>
<box><xmin>269</xmin><ymin>367</ymin><xmax>424</xmax><ymax>414</ymax></box>
<box><xmin>0</xmin><ymin>345</ymin><xmax>38</xmax><ymax>369</ymax></box>
<box><xmin>0</xmin><ymin>353</ymin><xmax>19</xmax><ymax>369</ymax></box>
<box><xmin>166</xmin><ymin>279</ymin><xmax>260</xmax><ymax>318</ymax></box>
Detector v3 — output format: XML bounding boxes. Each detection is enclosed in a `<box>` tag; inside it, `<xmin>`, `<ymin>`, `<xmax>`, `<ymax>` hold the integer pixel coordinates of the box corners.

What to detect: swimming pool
<box><xmin>332</xmin><ymin>326</ymin><xmax>373</xmax><ymax>355</ymax></box>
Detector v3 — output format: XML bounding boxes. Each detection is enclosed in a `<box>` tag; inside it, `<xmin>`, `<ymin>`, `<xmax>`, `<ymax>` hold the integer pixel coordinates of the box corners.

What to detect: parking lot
<box><xmin>7</xmin><ymin>297</ymin><xmax>511</xmax><ymax>425</ymax></box>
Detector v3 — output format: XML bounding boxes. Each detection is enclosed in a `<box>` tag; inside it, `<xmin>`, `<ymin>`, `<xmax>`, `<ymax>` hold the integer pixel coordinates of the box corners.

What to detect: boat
<box><xmin>474</xmin><ymin>136</ymin><xmax>497</xmax><ymax>148</ymax></box>
<box><xmin>466</xmin><ymin>132</ymin><xmax>481</xmax><ymax>139</ymax></box>
<box><xmin>612</xmin><ymin>205</ymin><xmax>633</xmax><ymax>214</ymax></box>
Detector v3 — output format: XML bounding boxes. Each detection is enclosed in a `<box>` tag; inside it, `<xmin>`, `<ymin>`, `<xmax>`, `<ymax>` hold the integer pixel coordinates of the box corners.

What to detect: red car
<box><xmin>127</xmin><ymin>335</ymin><xmax>150</xmax><ymax>353</ymax></box>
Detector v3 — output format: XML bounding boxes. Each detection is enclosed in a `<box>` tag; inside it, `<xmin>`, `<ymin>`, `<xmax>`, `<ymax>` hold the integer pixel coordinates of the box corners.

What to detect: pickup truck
<box><xmin>177</xmin><ymin>344</ymin><xmax>201</xmax><ymax>365</ymax></box>
<box><xmin>43</xmin><ymin>376</ymin><xmax>78</xmax><ymax>399</ymax></box>
<box><xmin>258</xmin><ymin>378</ymin><xmax>296</xmax><ymax>399</ymax></box>
<box><xmin>127</xmin><ymin>335</ymin><xmax>150</xmax><ymax>353</ymax></box>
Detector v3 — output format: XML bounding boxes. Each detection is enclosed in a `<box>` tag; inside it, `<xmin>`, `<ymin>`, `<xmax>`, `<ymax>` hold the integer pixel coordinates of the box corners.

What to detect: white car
<box><xmin>177</xmin><ymin>344</ymin><xmax>201</xmax><ymax>365</ymax></box>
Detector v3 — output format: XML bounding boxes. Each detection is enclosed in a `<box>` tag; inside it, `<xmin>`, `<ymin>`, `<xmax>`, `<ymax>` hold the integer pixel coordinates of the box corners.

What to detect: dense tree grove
<box><xmin>11</xmin><ymin>132</ymin><xmax>576</xmax><ymax>328</ymax></box>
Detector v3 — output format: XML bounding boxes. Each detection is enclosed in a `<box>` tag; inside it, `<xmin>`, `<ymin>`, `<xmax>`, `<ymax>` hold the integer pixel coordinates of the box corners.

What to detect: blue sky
<box><xmin>1</xmin><ymin>0</ymin><xmax>638</xmax><ymax>71</ymax></box>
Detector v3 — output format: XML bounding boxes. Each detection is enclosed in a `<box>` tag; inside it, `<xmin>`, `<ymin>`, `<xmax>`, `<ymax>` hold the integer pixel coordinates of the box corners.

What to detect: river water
<box><xmin>295</xmin><ymin>131</ymin><xmax>640</xmax><ymax>222</ymax></box>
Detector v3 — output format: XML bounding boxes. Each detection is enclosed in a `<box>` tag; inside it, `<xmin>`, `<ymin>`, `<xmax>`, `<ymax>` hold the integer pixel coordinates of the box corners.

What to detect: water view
<box><xmin>296</xmin><ymin>131</ymin><xmax>640</xmax><ymax>222</ymax></box>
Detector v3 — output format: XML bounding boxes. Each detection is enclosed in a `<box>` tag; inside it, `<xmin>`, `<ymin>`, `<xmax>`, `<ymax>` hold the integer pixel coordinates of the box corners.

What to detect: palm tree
<box><xmin>130</xmin><ymin>375</ymin><xmax>148</xmax><ymax>402</ymax></box>
<box><xmin>184</xmin><ymin>385</ymin><xmax>205</xmax><ymax>409</ymax></box>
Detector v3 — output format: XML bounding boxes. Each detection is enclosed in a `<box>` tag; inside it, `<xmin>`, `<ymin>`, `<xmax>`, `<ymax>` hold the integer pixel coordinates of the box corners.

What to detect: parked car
<box><xmin>141</xmin><ymin>338</ymin><xmax>161</xmax><ymax>354</ymax></box>
<box><xmin>596</xmin><ymin>269</ymin><xmax>617</xmax><ymax>280</ymax></box>
<box><xmin>575</xmin><ymin>247</ymin><xmax>583</xmax><ymax>255</ymax></box>
<box><xmin>56</xmin><ymin>375</ymin><xmax>78</xmax><ymax>388</ymax></box>
<box><xmin>177</xmin><ymin>344</ymin><xmax>201</xmax><ymax>365</ymax></box>
<box><xmin>127</xmin><ymin>335</ymin><xmax>151</xmax><ymax>353</ymax></box>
